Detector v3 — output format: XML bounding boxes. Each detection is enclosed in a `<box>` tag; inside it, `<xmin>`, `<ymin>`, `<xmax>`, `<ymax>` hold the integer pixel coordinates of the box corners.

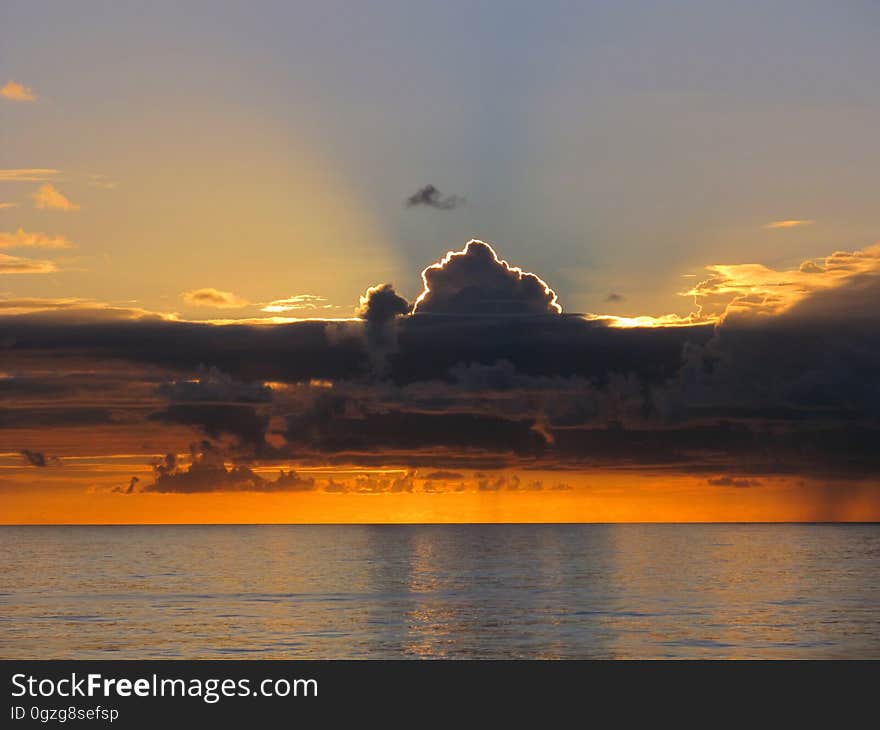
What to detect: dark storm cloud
<box><xmin>283</xmin><ymin>391</ymin><xmax>547</xmax><ymax>456</ymax></box>
<box><xmin>158</xmin><ymin>367</ymin><xmax>271</xmax><ymax>403</ymax></box>
<box><xmin>148</xmin><ymin>404</ymin><xmax>269</xmax><ymax>452</ymax></box>
<box><xmin>413</xmin><ymin>240</ymin><xmax>562</xmax><ymax>315</ymax></box>
<box><xmin>405</xmin><ymin>185</ymin><xmax>465</xmax><ymax>211</ymax></box>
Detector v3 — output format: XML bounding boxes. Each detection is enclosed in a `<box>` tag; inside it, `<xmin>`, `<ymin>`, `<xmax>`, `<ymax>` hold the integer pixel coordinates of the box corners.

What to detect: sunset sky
<box><xmin>2</xmin><ymin>1</ymin><xmax>880</xmax><ymax>522</ymax></box>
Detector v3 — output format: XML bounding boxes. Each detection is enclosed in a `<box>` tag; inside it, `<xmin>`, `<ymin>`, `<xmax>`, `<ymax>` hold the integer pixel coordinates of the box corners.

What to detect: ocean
<box><xmin>1</xmin><ymin>524</ymin><xmax>878</xmax><ymax>659</ymax></box>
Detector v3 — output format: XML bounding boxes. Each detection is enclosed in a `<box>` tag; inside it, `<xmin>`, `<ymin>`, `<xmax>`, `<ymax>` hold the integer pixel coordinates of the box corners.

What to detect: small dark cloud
<box><xmin>113</xmin><ymin>476</ymin><xmax>140</xmax><ymax>494</ymax></box>
<box><xmin>20</xmin><ymin>449</ymin><xmax>61</xmax><ymax>467</ymax></box>
<box><xmin>405</xmin><ymin>185</ymin><xmax>465</xmax><ymax>211</ymax></box>
<box><xmin>707</xmin><ymin>476</ymin><xmax>762</xmax><ymax>488</ymax></box>
<box><xmin>605</xmin><ymin>293</ymin><xmax>625</xmax><ymax>303</ymax></box>
<box><xmin>413</xmin><ymin>240</ymin><xmax>562</xmax><ymax>315</ymax></box>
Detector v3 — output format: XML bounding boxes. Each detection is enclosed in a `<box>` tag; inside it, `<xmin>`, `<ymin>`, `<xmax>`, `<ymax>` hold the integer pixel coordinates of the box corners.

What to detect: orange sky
<box><xmin>2</xmin><ymin>460</ymin><xmax>877</xmax><ymax>524</ymax></box>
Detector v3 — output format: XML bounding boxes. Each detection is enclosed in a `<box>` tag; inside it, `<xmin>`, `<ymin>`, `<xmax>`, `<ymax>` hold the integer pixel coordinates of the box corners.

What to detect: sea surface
<box><xmin>1</xmin><ymin>524</ymin><xmax>878</xmax><ymax>659</ymax></box>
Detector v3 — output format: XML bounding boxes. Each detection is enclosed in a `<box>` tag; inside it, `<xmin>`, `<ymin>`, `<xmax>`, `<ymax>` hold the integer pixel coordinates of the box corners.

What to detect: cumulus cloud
<box><xmin>0</xmin><ymin>253</ymin><xmax>58</xmax><ymax>274</ymax></box>
<box><xmin>182</xmin><ymin>287</ymin><xmax>249</xmax><ymax>308</ymax></box>
<box><xmin>413</xmin><ymin>240</ymin><xmax>562</xmax><ymax>315</ymax></box>
<box><xmin>405</xmin><ymin>185</ymin><xmax>465</xmax><ymax>210</ymax></box>
<box><xmin>0</xmin><ymin>81</ymin><xmax>36</xmax><ymax>102</ymax></box>
<box><xmin>0</xmin><ymin>228</ymin><xmax>72</xmax><ymax>249</ymax></box>
<box><xmin>32</xmin><ymin>184</ymin><xmax>80</xmax><ymax>211</ymax></box>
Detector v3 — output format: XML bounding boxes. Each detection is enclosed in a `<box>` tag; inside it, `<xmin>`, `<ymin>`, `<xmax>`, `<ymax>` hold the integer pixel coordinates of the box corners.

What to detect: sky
<box><xmin>2</xmin><ymin>1</ymin><xmax>880</xmax><ymax>522</ymax></box>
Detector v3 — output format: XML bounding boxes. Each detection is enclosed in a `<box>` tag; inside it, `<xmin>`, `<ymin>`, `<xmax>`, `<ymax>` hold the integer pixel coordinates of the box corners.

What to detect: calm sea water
<box><xmin>1</xmin><ymin>524</ymin><xmax>878</xmax><ymax>659</ymax></box>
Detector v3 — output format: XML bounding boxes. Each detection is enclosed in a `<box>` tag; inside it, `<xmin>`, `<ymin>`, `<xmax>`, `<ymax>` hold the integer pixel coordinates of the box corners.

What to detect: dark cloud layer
<box><xmin>3</xmin><ymin>239</ymin><xmax>880</xmax><ymax>487</ymax></box>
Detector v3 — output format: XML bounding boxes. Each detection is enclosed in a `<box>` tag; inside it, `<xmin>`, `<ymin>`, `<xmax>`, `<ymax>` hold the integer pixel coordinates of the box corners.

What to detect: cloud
<box><xmin>0</xmin><ymin>169</ymin><xmax>59</xmax><ymax>182</ymax></box>
<box><xmin>20</xmin><ymin>449</ymin><xmax>61</xmax><ymax>467</ymax></box>
<box><xmin>0</xmin><ymin>253</ymin><xmax>58</xmax><ymax>274</ymax></box>
<box><xmin>413</xmin><ymin>240</ymin><xmax>563</xmax><ymax>315</ymax></box>
<box><xmin>149</xmin><ymin>404</ymin><xmax>270</xmax><ymax>452</ymax></box>
<box><xmin>356</xmin><ymin>283</ymin><xmax>411</xmax><ymax>373</ymax></box>
<box><xmin>605</xmin><ymin>293</ymin><xmax>625</xmax><ymax>303</ymax></box>
<box><xmin>356</xmin><ymin>283</ymin><xmax>410</xmax><ymax>322</ymax></box>
<box><xmin>0</xmin><ymin>81</ymin><xmax>36</xmax><ymax>102</ymax></box>
<box><xmin>0</xmin><ymin>228</ymin><xmax>72</xmax><ymax>249</ymax></box>
<box><xmin>685</xmin><ymin>242</ymin><xmax>880</xmax><ymax>323</ymax></box>
<box><xmin>405</xmin><ymin>184</ymin><xmax>465</xmax><ymax>210</ymax></box>
<box><xmin>764</xmin><ymin>219</ymin><xmax>815</xmax><ymax>229</ymax></box>
<box><xmin>136</xmin><ymin>442</ymin><xmax>315</xmax><ymax>493</ymax></box>
<box><xmin>158</xmin><ymin>368</ymin><xmax>272</xmax><ymax>403</ymax></box>
<box><xmin>88</xmin><ymin>174</ymin><xmax>117</xmax><ymax>190</ymax></box>
<box><xmin>707</xmin><ymin>476</ymin><xmax>761</xmax><ymax>488</ymax></box>
<box><xmin>261</xmin><ymin>295</ymin><xmax>332</xmax><ymax>313</ymax></box>
<box><xmin>182</xmin><ymin>287</ymin><xmax>249</xmax><ymax>308</ymax></box>
<box><xmin>0</xmin><ymin>203</ymin><xmax>19</xmax><ymax>210</ymax></box>
<box><xmin>6</xmin><ymin>237</ymin><xmax>880</xmax><ymax>485</ymax></box>
<box><xmin>32</xmin><ymin>184</ymin><xmax>80</xmax><ymax>211</ymax></box>
<box><xmin>422</xmin><ymin>470</ymin><xmax>464</xmax><ymax>480</ymax></box>
<box><xmin>0</xmin><ymin>295</ymin><xmax>173</xmax><ymax>320</ymax></box>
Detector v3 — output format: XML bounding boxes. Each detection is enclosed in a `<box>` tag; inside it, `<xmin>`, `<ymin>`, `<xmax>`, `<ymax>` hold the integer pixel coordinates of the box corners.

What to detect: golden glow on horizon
<box><xmin>1</xmin><ymin>468</ymin><xmax>877</xmax><ymax>525</ymax></box>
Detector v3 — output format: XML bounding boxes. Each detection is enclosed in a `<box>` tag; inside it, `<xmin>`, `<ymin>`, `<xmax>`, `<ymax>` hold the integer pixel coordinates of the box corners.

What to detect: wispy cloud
<box><xmin>32</xmin><ymin>183</ymin><xmax>80</xmax><ymax>211</ymax></box>
<box><xmin>0</xmin><ymin>169</ymin><xmax>60</xmax><ymax>182</ymax></box>
<box><xmin>183</xmin><ymin>288</ymin><xmax>250</xmax><ymax>308</ymax></box>
<box><xmin>764</xmin><ymin>219</ymin><xmax>815</xmax><ymax>229</ymax></box>
<box><xmin>0</xmin><ymin>228</ymin><xmax>73</xmax><ymax>249</ymax></box>
<box><xmin>0</xmin><ymin>203</ymin><xmax>19</xmax><ymax>210</ymax></box>
<box><xmin>88</xmin><ymin>174</ymin><xmax>117</xmax><ymax>190</ymax></box>
<box><xmin>0</xmin><ymin>253</ymin><xmax>58</xmax><ymax>274</ymax></box>
<box><xmin>261</xmin><ymin>295</ymin><xmax>333</xmax><ymax>313</ymax></box>
<box><xmin>0</xmin><ymin>80</ymin><xmax>36</xmax><ymax>102</ymax></box>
